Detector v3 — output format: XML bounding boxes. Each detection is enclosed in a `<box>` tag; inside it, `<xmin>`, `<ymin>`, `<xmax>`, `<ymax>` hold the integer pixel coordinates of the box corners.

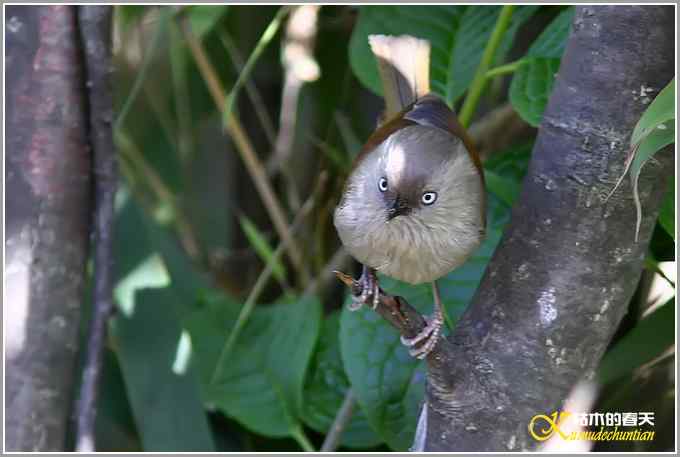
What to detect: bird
<box><xmin>333</xmin><ymin>34</ymin><xmax>486</xmax><ymax>359</ymax></box>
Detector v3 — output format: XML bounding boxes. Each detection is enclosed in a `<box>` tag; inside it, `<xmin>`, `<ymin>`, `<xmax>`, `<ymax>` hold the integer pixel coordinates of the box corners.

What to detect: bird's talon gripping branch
<box><xmin>333</xmin><ymin>267</ymin><xmax>381</xmax><ymax>311</ymax></box>
<box><xmin>400</xmin><ymin>282</ymin><xmax>445</xmax><ymax>359</ymax></box>
<box><xmin>334</xmin><ymin>269</ymin><xmax>442</xmax><ymax>359</ymax></box>
<box><xmin>353</xmin><ymin>266</ymin><xmax>379</xmax><ymax>310</ymax></box>
<box><xmin>400</xmin><ymin>313</ymin><xmax>443</xmax><ymax>359</ymax></box>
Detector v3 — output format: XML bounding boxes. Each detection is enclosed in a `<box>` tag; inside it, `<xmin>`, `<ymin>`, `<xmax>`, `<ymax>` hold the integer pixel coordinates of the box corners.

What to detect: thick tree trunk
<box><xmin>422</xmin><ymin>6</ymin><xmax>674</xmax><ymax>451</ymax></box>
<box><xmin>5</xmin><ymin>6</ymin><xmax>91</xmax><ymax>451</ymax></box>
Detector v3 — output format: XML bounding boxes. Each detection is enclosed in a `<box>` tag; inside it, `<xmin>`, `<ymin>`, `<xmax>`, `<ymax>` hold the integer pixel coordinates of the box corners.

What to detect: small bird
<box><xmin>334</xmin><ymin>34</ymin><xmax>486</xmax><ymax>359</ymax></box>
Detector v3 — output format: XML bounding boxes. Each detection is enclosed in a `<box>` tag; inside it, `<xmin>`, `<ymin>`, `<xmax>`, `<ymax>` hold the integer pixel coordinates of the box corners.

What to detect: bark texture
<box><xmin>74</xmin><ymin>6</ymin><xmax>116</xmax><ymax>452</ymax></box>
<box><xmin>421</xmin><ymin>6</ymin><xmax>674</xmax><ymax>451</ymax></box>
<box><xmin>5</xmin><ymin>6</ymin><xmax>91</xmax><ymax>451</ymax></box>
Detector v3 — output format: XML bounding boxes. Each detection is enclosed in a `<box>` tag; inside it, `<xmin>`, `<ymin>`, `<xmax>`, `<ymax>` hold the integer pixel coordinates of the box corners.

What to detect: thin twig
<box><xmin>115</xmin><ymin>7</ymin><xmax>169</xmax><ymax>131</ymax></box>
<box><xmin>334</xmin><ymin>271</ymin><xmax>428</xmax><ymax>343</ymax></box>
<box><xmin>221</xmin><ymin>6</ymin><xmax>290</xmax><ymax>127</ymax></box>
<box><xmin>467</xmin><ymin>102</ymin><xmax>531</xmax><ymax>160</ymax></box>
<box><xmin>180</xmin><ymin>14</ymin><xmax>309</xmax><ymax>284</ymax></box>
<box><xmin>303</xmin><ymin>247</ymin><xmax>352</xmax><ymax>298</ymax></box>
<box><xmin>169</xmin><ymin>22</ymin><xmax>196</xmax><ymax>162</ymax></box>
<box><xmin>291</xmin><ymin>423</ymin><xmax>317</xmax><ymax>452</ymax></box>
<box><xmin>210</xmin><ymin>173</ymin><xmax>328</xmax><ymax>384</ymax></box>
<box><xmin>485</xmin><ymin>58</ymin><xmax>525</xmax><ymax>78</ymax></box>
<box><xmin>75</xmin><ymin>6</ymin><xmax>116</xmax><ymax>452</ymax></box>
<box><xmin>320</xmin><ymin>389</ymin><xmax>357</xmax><ymax>451</ymax></box>
<box><xmin>219</xmin><ymin>31</ymin><xmax>277</xmax><ymax>148</ymax></box>
<box><xmin>115</xmin><ymin>129</ymin><xmax>202</xmax><ymax>260</ymax></box>
<box><xmin>266</xmin><ymin>5</ymin><xmax>321</xmax><ymax>209</ymax></box>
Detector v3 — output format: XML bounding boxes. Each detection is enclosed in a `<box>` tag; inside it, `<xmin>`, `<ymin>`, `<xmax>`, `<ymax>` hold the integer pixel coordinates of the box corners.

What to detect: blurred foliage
<box><xmin>76</xmin><ymin>5</ymin><xmax>675</xmax><ymax>452</ymax></box>
<box><xmin>349</xmin><ymin>5</ymin><xmax>539</xmax><ymax>105</ymax></box>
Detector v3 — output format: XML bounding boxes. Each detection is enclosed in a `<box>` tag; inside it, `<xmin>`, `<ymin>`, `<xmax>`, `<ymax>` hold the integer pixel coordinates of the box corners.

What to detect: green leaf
<box><xmin>116</xmin><ymin>5</ymin><xmax>148</xmax><ymax>34</ymax></box>
<box><xmin>526</xmin><ymin>7</ymin><xmax>575</xmax><ymax>58</ymax></box>
<box><xmin>186</xmin><ymin>5</ymin><xmax>229</xmax><ymax>38</ymax></box>
<box><xmin>349</xmin><ymin>6</ymin><xmax>538</xmax><ymax>104</ymax></box>
<box><xmin>184</xmin><ymin>295</ymin><xmax>322</xmax><ymax>438</ymax></box>
<box><xmin>112</xmin><ymin>288</ymin><xmax>216</xmax><ymax>451</ymax></box>
<box><xmin>94</xmin><ymin>350</ymin><xmax>142</xmax><ymax>451</ymax></box>
<box><xmin>509</xmin><ymin>57</ymin><xmax>561</xmax><ymax>126</ymax></box>
<box><xmin>631</xmin><ymin>121</ymin><xmax>675</xmax><ymax>180</ymax></box>
<box><xmin>606</xmin><ymin>79</ymin><xmax>675</xmax><ymax>241</ymax></box>
<box><xmin>658</xmin><ymin>175</ymin><xmax>674</xmax><ymax>240</ymax></box>
<box><xmin>239</xmin><ymin>215</ymin><xmax>287</xmax><ymax>285</ymax></box>
<box><xmin>449</xmin><ymin>6</ymin><xmax>538</xmax><ymax>103</ymax></box>
<box><xmin>302</xmin><ymin>312</ymin><xmax>383</xmax><ymax>449</ymax></box>
<box><xmin>222</xmin><ymin>6</ymin><xmax>289</xmax><ymax>126</ymax></box>
<box><xmin>507</xmin><ymin>7</ymin><xmax>573</xmax><ymax>126</ymax></box>
<box><xmin>598</xmin><ymin>299</ymin><xmax>675</xmax><ymax>385</ymax></box>
<box><xmin>630</xmin><ymin>121</ymin><xmax>675</xmax><ymax>240</ymax></box>
<box><xmin>631</xmin><ymin>78</ymin><xmax>675</xmax><ymax>147</ymax></box>
<box><xmin>339</xmin><ymin>282</ymin><xmax>429</xmax><ymax>451</ymax></box>
<box><xmin>335</xmin><ymin>113</ymin><xmax>363</xmax><ymax>158</ymax></box>
<box><xmin>340</xmin><ymin>150</ymin><xmax>529</xmax><ymax>450</ymax></box>
<box><xmin>438</xmin><ymin>193</ymin><xmax>513</xmax><ymax>324</ymax></box>
<box><xmin>114</xmin><ymin>189</ymin><xmax>211</xmax><ymax>318</ymax></box>
<box><xmin>484</xmin><ymin>170</ymin><xmax>520</xmax><ymax>207</ymax></box>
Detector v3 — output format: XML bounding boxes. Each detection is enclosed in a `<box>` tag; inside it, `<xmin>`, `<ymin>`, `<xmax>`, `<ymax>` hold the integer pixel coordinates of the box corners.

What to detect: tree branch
<box><xmin>421</xmin><ymin>6</ymin><xmax>674</xmax><ymax>451</ymax></box>
<box><xmin>74</xmin><ymin>6</ymin><xmax>116</xmax><ymax>452</ymax></box>
<box><xmin>334</xmin><ymin>272</ymin><xmax>427</xmax><ymax>341</ymax></box>
<box><xmin>320</xmin><ymin>388</ymin><xmax>357</xmax><ymax>452</ymax></box>
<box><xmin>5</xmin><ymin>5</ymin><xmax>91</xmax><ymax>450</ymax></box>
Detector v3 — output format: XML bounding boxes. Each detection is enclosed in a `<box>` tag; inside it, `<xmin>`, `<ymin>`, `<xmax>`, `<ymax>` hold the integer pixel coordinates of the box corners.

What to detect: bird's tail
<box><xmin>368</xmin><ymin>34</ymin><xmax>431</xmax><ymax>118</ymax></box>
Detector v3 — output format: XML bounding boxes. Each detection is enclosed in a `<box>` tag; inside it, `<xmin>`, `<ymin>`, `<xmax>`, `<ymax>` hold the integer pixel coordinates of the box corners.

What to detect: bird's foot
<box><xmin>400</xmin><ymin>312</ymin><xmax>443</xmax><ymax>359</ymax></box>
<box><xmin>348</xmin><ymin>266</ymin><xmax>380</xmax><ymax>311</ymax></box>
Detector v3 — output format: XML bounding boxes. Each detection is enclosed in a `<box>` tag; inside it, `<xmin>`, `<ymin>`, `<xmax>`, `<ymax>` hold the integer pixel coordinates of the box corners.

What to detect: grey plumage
<box><xmin>334</xmin><ymin>124</ymin><xmax>485</xmax><ymax>285</ymax></box>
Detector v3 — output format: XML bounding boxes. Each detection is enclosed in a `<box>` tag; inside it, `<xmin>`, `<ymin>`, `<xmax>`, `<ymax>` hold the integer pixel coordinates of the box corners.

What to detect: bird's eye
<box><xmin>421</xmin><ymin>191</ymin><xmax>437</xmax><ymax>205</ymax></box>
<box><xmin>378</xmin><ymin>177</ymin><xmax>388</xmax><ymax>192</ymax></box>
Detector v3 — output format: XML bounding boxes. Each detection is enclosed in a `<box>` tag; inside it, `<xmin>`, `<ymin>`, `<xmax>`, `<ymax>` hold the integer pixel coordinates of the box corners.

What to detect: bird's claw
<box><xmin>400</xmin><ymin>312</ymin><xmax>443</xmax><ymax>359</ymax></box>
<box><xmin>348</xmin><ymin>267</ymin><xmax>380</xmax><ymax>311</ymax></box>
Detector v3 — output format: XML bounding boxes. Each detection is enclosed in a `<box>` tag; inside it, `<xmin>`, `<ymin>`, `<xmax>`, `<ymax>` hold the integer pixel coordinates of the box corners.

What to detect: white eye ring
<box><xmin>421</xmin><ymin>191</ymin><xmax>437</xmax><ymax>205</ymax></box>
<box><xmin>378</xmin><ymin>177</ymin><xmax>388</xmax><ymax>192</ymax></box>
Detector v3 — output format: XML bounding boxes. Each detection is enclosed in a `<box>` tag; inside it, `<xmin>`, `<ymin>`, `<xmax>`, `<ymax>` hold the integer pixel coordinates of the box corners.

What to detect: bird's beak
<box><xmin>386</xmin><ymin>195</ymin><xmax>411</xmax><ymax>220</ymax></box>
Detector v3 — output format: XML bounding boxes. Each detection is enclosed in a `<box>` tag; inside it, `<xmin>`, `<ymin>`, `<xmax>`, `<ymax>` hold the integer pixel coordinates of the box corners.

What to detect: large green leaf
<box><xmin>112</xmin><ymin>288</ymin><xmax>216</xmax><ymax>451</ymax></box>
<box><xmin>114</xmin><ymin>188</ymin><xmax>212</xmax><ymax>318</ymax></box>
<box><xmin>482</xmin><ymin>141</ymin><xmax>533</xmax><ymax>207</ymax></box>
<box><xmin>658</xmin><ymin>175</ymin><xmax>674</xmax><ymax>240</ymax></box>
<box><xmin>598</xmin><ymin>299</ymin><xmax>675</xmax><ymax>385</ymax></box>
<box><xmin>447</xmin><ymin>6</ymin><xmax>538</xmax><ymax>102</ymax></box>
<box><xmin>302</xmin><ymin>312</ymin><xmax>383</xmax><ymax>449</ymax></box>
<box><xmin>349</xmin><ymin>6</ymin><xmax>538</xmax><ymax>104</ymax></box>
<box><xmin>509</xmin><ymin>7</ymin><xmax>574</xmax><ymax>126</ymax></box>
<box><xmin>185</xmin><ymin>5</ymin><xmax>230</xmax><ymax>38</ymax></box>
<box><xmin>339</xmin><ymin>280</ymin><xmax>429</xmax><ymax>451</ymax></box>
<box><xmin>509</xmin><ymin>57</ymin><xmax>561</xmax><ymax>127</ymax></box>
<box><xmin>526</xmin><ymin>7</ymin><xmax>574</xmax><ymax>59</ymax></box>
<box><xmin>631</xmin><ymin>77</ymin><xmax>675</xmax><ymax>147</ymax></box>
<box><xmin>94</xmin><ymin>350</ymin><xmax>142</xmax><ymax>451</ymax></box>
<box><xmin>184</xmin><ymin>294</ymin><xmax>322</xmax><ymax>438</ymax></box>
